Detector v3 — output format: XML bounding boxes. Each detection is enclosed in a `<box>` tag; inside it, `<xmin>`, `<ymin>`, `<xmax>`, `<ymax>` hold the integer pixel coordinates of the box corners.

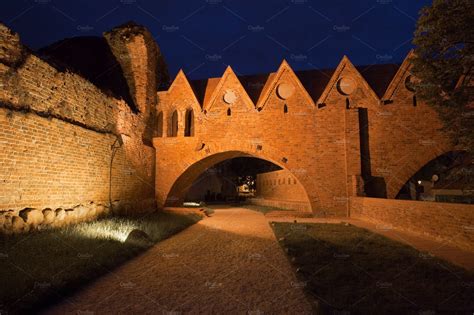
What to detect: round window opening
<box><xmin>223</xmin><ymin>90</ymin><xmax>237</xmax><ymax>104</ymax></box>
<box><xmin>224</xmin><ymin>90</ymin><xmax>237</xmax><ymax>105</ymax></box>
<box><xmin>336</xmin><ymin>77</ymin><xmax>356</xmax><ymax>95</ymax></box>
<box><xmin>276</xmin><ymin>83</ymin><xmax>295</xmax><ymax>100</ymax></box>
<box><xmin>404</xmin><ymin>75</ymin><xmax>416</xmax><ymax>92</ymax></box>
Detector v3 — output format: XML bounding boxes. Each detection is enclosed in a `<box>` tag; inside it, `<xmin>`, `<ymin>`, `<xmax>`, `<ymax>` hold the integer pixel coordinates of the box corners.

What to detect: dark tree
<box><xmin>411</xmin><ymin>0</ymin><xmax>474</xmax><ymax>152</ymax></box>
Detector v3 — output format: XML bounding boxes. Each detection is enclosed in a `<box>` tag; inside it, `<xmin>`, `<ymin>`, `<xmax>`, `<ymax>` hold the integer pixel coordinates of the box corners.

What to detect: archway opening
<box><xmin>184</xmin><ymin>157</ymin><xmax>281</xmax><ymax>204</ymax></box>
<box><xmin>164</xmin><ymin>152</ymin><xmax>313</xmax><ymax>212</ymax></box>
<box><xmin>396</xmin><ymin>151</ymin><xmax>473</xmax><ymax>204</ymax></box>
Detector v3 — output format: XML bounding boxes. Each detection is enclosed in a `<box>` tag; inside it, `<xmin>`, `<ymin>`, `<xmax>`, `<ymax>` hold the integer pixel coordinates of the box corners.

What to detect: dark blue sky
<box><xmin>0</xmin><ymin>0</ymin><xmax>431</xmax><ymax>79</ymax></box>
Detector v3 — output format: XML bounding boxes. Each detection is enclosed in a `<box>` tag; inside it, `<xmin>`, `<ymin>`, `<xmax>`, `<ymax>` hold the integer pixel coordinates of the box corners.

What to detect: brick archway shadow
<box><xmin>389</xmin><ymin>149</ymin><xmax>464</xmax><ymax>199</ymax></box>
<box><xmin>159</xmin><ymin>149</ymin><xmax>314</xmax><ymax>211</ymax></box>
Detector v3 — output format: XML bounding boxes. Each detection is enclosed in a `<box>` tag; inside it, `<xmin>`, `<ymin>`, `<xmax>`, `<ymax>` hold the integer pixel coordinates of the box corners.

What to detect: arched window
<box><xmin>156</xmin><ymin>111</ymin><xmax>163</xmax><ymax>137</ymax></box>
<box><xmin>227</xmin><ymin>108</ymin><xmax>232</xmax><ymax>116</ymax></box>
<box><xmin>184</xmin><ymin>109</ymin><xmax>194</xmax><ymax>137</ymax></box>
<box><xmin>413</xmin><ymin>95</ymin><xmax>417</xmax><ymax>107</ymax></box>
<box><xmin>283</xmin><ymin>104</ymin><xmax>288</xmax><ymax>113</ymax></box>
<box><xmin>168</xmin><ymin>110</ymin><xmax>178</xmax><ymax>137</ymax></box>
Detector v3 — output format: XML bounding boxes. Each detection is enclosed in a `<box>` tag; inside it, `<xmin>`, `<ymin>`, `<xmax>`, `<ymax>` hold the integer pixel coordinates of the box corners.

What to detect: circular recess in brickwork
<box><xmin>276</xmin><ymin>83</ymin><xmax>295</xmax><ymax>100</ymax></box>
<box><xmin>336</xmin><ymin>77</ymin><xmax>356</xmax><ymax>95</ymax></box>
<box><xmin>223</xmin><ymin>90</ymin><xmax>237</xmax><ymax>104</ymax></box>
<box><xmin>404</xmin><ymin>75</ymin><xmax>416</xmax><ymax>92</ymax></box>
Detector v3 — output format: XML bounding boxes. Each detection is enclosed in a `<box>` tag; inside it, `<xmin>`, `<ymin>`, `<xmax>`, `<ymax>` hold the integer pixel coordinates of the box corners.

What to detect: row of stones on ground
<box><xmin>0</xmin><ymin>200</ymin><xmax>154</xmax><ymax>234</ymax></box>
<box><xmin>0</xmin><ymin>203</ymin><xmax>109</xmax><ymax>234</ymax></box>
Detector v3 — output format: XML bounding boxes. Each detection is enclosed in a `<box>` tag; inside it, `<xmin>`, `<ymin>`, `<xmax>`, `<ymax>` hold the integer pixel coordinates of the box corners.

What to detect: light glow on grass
<box><xmin>183</xmin><ymin>202</ymin><xmax>202</xmax><ymax>207</ymax></box>
<box><xmin>66</xmin><ymin>219</ymin><xmax>141</xmax><ymax>242</ymax></box>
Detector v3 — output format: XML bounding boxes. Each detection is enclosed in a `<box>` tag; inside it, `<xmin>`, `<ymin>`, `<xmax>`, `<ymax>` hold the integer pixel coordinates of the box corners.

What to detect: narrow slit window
<box><xmin>184</xmin><ymin>109</ymin><xmax>194</xmax><ymax>137</ymax></box>
<box><xmin>168</xmin><ymin>110</ymin><xmax>178</xmax><ymax>137</ymax></box>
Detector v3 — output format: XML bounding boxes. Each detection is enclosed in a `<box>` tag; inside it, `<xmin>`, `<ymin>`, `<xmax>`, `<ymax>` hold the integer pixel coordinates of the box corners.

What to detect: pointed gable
<box><xmin>383</xmin><ymin>50</ymin><xmax>415</xmax><ymax>101</ymax></box>
<box><xmin>257</xmin><ymin>60</ymin><xmax>315</xmax><ymax>110</ymax></box>
<box><xmin>203</xmin><ymin>66</ymin><xmax>255</xmax><ymax>113</ymax></box>
<box><xmin>168</xmin><ymin>69</ymin><xmax>201</xmax><ymax>110</ymax></box>
<box><xmin>317</xmin><ymin>56</ymin><xmax>380</xmax><ymax>105</ymax></box>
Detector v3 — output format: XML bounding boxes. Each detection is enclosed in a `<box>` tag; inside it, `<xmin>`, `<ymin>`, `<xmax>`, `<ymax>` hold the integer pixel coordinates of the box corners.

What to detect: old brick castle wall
<box><xmin>351</xmin><ymin>197</ymin><xmax>474</xmax><ymax>252</ymax></box>
<box><xmin>252</xmin><ymin>169</ymin><xmax>311</xmax><ymax>211</ymax></box>
<box><xmin>0</xmin><ymin>23</ymin><xmax>159</xmax><ymax>232</ymax></box>
<box><xmin>1</xmin><ymin>21</ymin><xmax>472</xmax><ymax>251</ymax></box>
<box><xmin>153</xmin><ymin>54</ymin><xmax>456</xmax><ymax>217</ymax></box>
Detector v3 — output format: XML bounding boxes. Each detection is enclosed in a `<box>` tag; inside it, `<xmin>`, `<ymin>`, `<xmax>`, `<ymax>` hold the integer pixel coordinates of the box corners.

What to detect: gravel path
<box><xmin>44</xmin><ymin>208</ymin><xmax>314</xmax><ymax>314</ymax></box>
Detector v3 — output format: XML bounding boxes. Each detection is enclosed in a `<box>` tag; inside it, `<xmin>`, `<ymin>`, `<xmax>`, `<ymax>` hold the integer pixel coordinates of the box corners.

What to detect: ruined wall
<box><xmin>0</xmin><ymin>24</ymin><xmax>155</xmax><ymax>233</ymax></box>
<box><xmin>252</xmin><ymin>169</ymin><xmax>311</xmax><ymax>211</ymax></box>
<box><xmin>350</xmin><ymin>197</ymin><xmax>474</xmax><ymax>252</ymax></box>
<box><xmin>104</xmin><ymin>22</ymin><xmax>169</xmax><ymax>115</ymax></box>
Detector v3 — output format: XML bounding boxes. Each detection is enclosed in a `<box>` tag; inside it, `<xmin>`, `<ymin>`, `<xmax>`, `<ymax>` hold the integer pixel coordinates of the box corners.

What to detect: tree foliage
<box><xmin>411</xmin><ymin>0</ymin><xmax>474</xmax><ymax>153</ymax></box>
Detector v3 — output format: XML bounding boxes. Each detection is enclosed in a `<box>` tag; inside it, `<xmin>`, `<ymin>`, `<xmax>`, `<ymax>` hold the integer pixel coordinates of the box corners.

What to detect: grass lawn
<box><xmin>272</xmin><ymin>222</ymin><xmax>474</xmax><ymax>314</ymax></box>
<box><xmin>0</xmin><ymin>211</ymin><xmax>202</xmax><ymax>313</ymax></box>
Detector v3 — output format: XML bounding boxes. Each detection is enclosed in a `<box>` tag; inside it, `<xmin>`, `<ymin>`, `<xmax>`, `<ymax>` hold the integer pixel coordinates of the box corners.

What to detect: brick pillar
<box><xmin>344</xmin><ymin>108</ymin><xmax>362</xmax><ymax>216</ymax></box>
<box><xmin>104</xmin><ymin>22</ymin><xmax>169</xmax><ymax>116</ymax></box>
<box><xmin>0</xmin><ymin>23</ymin><xmax>25</xmax><ymax>67</ymax></box>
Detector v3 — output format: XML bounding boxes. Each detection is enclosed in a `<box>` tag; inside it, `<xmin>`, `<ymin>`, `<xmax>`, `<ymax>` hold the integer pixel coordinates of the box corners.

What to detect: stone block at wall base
<box><xmin>0</xmin><ymin>198</ymin><xmax>155</xmax><ymax>234</ymax></box>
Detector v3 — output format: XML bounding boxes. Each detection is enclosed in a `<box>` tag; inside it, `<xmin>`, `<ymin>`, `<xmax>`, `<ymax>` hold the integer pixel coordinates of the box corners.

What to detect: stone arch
<box><xmin>389</xmin><ymin>149</ymin><xmax>462</xmax><ymax>199</ymax></box>
<box><xmin>168</xmin><ymin>110</ymin><xmax>179</xmax><ymax>137</ymax></box>
<box><xmin>158</xmin><ymin>149</ymin><xmax>315</xmax><ymax>212</ymax></box>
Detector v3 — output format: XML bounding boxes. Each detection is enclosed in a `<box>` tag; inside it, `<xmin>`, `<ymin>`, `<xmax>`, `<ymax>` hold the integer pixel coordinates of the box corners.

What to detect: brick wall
<box><xmin>252</xmin><ymin>169</ymin><xmax>311</xmax><ymax>211</ymax></box>
<box><xmin>0</xmin><ymin>23</ymin><xmax>156</xmax><ymax>232</ymax></box>
<box><xmin>350</xmin><ymin>197</ymin><xmax>474</xmax><ymax>251</ymax></box>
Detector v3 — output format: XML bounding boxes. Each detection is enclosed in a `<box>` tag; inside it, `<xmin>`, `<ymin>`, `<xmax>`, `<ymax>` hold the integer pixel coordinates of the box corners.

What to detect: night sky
<box><xmin>0</xmin><ymin>0</ymin><xmax>431</xmax><ymax>80</ymax></box>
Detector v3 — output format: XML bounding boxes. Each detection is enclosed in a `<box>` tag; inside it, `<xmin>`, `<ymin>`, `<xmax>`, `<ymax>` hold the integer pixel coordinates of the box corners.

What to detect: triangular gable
<box><xmin>256</xmin><ymin>59</ymin><xmax>315</xmax><ymax>110</ymax></box>
<box><xmin>382</xmin><ymin>50</ymin><xmax>415</xmax><ymax>101</ymax></box>
<box><xmin>317</xmin><ymin>56</ymin><xmax>380</xmax><ymax>105</ymax></box>
<box><xmin>167</xmin><ymin>69</ymin><xmax>201</xmax><ymax>110</ymax></box>
<box><xmin>203</xmin><ymin>66</ymin><xmax>255</xmax><ymax>113</ymax></box>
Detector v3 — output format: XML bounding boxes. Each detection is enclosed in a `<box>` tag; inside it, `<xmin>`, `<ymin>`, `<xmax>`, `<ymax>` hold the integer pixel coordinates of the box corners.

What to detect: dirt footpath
<box><xmin>45</xmin><ymin>208</ymin><xmax>314</xmax><ymax>314</ymax></box>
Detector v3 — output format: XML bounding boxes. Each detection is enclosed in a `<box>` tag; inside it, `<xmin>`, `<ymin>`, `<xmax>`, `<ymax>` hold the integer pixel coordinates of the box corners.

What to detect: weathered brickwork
<box><xmin>154</xmin><ymin>64</ymin><xmax>359</xmax><ymax>216</ymax></box>
<box><xmin>350</xmin><ymin>197</ymin><xmax>474</xmax><ymax>252</ymax></box>
<box><xmin>1</xmin><ymin>20</ymin><xmax>472</xmax><ymax>244</ymax></box>
<box><xmin>104</xmin><ymin>22</ymin><xmax>170</xmax><ymax>115</ymax></box>
<box><xmin>153</xmin><ymin>54</ymin><xmax>458</xmax><ymax>217</ymax></box>
<box><xmin>253</xmin><ymin>169</ymin><xmax>311</xmax><ymax>211</ymax></box>
<box><xmin>0</xmin><ymin>23</ymin><xmax>156</xmax><ymax>232</ymax></box>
